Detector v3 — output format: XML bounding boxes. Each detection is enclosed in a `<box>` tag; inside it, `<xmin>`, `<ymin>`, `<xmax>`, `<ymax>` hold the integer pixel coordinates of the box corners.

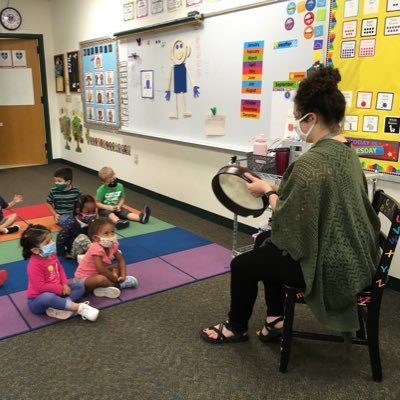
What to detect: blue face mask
<box><xmin>39</xmin><ymin>241</ymin><xmax>56</xmax><ymax>258</ymax></box>
<box><xmin>80</xmin><ymin>213</ymin><xmax>96</xmax><ymax>224</ymax></box>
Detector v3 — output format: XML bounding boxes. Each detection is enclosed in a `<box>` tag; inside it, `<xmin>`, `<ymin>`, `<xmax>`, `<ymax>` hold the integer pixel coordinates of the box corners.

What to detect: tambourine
<box><xmin>212</xmin><ymin>165</ymin><xmax>267</xmax><ymax>217</ymax></box>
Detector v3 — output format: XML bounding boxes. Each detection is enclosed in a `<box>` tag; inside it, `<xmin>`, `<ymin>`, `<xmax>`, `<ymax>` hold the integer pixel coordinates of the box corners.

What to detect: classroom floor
<box><xmin>1</xmin><ymin>163</ymin><xmax>400</xmax><ymax>400</ymax></box>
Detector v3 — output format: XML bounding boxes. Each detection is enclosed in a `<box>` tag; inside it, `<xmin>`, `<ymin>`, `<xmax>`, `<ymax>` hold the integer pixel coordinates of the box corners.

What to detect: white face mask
<box><xmin>293</xmin><ymin>113</ymin><xmax>315</xmax><ymax>141</ymax></box>
<box><xmin>98</xmin><ymin>236</ymin><xmax>117</xmax><ymax>248</ymax></box>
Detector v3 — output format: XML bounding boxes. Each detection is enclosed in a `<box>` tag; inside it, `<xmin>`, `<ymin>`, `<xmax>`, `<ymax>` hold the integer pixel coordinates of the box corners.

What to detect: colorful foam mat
<box><xmin>0</xmin><ymin>204</ymin><xmax>232</xmax><ymax>340</ymax></box>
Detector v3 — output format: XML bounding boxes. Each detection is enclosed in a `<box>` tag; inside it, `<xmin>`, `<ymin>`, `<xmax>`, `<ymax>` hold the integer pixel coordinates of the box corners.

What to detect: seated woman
<box><xmin>201</xmin><ymin>65</ymin><xmax>381</xmax><ymax>343</ymax></box>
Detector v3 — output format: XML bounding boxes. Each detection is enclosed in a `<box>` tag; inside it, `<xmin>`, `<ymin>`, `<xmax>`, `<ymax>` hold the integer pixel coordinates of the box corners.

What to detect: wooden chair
<box><xmin>279</xmin><ymin>190</ymin><xmax>400</xmax><ymax>382</ymax></box>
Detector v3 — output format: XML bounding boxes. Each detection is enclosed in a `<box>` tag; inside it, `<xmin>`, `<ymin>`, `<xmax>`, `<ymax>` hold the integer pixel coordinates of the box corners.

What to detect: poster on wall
<box><xmin>123</xmin><ymin>2</ymin><xmax>134</xmax><ymax>21</ymax></box>
<box><xmin>67</xmin><ymin>51</ymin><xmax>81</xmax><ymax>92</ymax></box>
<box><xmin>80</xmin><ymin>38</ymin><xmax>120</xmax><ymax>130</ymax></box>
<box><xmin>54</xmin><ymin>54</ymin><xmax>65</xmax><ymax>93</ymax></box>
<box><xmin>328</xmin><ymin>0</ymin><xmax>400</xmax><ymax>175</ymax></box>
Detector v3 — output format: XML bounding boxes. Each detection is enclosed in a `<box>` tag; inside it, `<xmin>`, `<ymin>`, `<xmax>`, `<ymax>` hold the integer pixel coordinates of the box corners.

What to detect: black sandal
<box><xmin>257</xmin><ymin>316</ymin><xmax>284</xmax><ymax>343</ymax></box>
<box><xmin>200</xmin><ymin>320</ymin><xmax>249</xmax><ymax>344</ymax></box>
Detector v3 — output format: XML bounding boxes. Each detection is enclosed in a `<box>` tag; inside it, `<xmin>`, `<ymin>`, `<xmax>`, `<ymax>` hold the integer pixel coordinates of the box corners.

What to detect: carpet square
<box><xmin>4</xmin><ymin>203</ymin><xmax>52</xmax><ymax>220</ymax></box>
<box><xmin>161</xmin><ymin>243</ymin><xmax>231</xmax><ymax>279</ymax></box>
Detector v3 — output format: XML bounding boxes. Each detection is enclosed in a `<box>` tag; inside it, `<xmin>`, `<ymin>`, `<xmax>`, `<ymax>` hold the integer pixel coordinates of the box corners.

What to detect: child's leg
<box><xmin>57</xmin><ymin>213</ymin><xmax>73</xmax><ymax>227</ymax></box>
<box><xmin>27</xmin><ymin>292</ymin><xmax>70</xmax><ymax>314</ymax></box>
<box><xmin>71</xmin><ymin>234</ymin><xmax>92</xmax><ymax>259</ymax></box>
<box><xmin>67</xmin><ymin>281</ymin><xmax>86</xmax><ymax>301</ymax></box>
<box><xmin>0</xmin><ymin>214</ymin><xmax>18</xmax><ymax>234</ymax></box>
<box><xmin>84</xmin><ymin>274</ymin><xmax>121</xmax><ymax>298</ymax></box>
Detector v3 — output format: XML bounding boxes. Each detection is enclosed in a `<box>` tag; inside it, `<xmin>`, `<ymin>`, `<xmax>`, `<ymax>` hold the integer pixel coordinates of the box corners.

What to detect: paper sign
<box><xmin>0</xmin><ymin>50</ymin><xmax>12</xmax><ymax>67</ymax></box>
<box><xmin>362</xmin><ymin>115</ymin><xmax>379</xmax><ymax>132</ymax></box>
<box><xmin>385</xmin><ymin>16</ymin><xmax>400</xmax><ymax>35</ymax></box>
<box><xmin>384</xmin><ymin>116</ymin><xmax>400</xmax><ymax>133</ymax></box>
<box><xmin>12</xmin><ymin>50</ymin><xmax>27</xmax><ymax>67</ymax></box>
<box><xmin>361</xmin><ymin>18</ymin><xmax>378</xmax><ymax>36</ymax></box>
<box><xmin>359</xmin><ymin>38</ymin><xmax>376</xmax><ymax>56</ymax></box>
<box><xmin>344</xmin><ymin>115</ymin><xmax>359</xmax><ymax>131</ymax></box>
<box><xmin>342</xmin><ymin>91</ymin><xmax>353</xmax><ymax>107</ymax></box>
<box><xmin>342</xmin><ymin>20</ymin><xmax>357</xmax><ymax>38</ymax></box>
<box><xmin>356</xmin><ymin>91</ymin><xmax>373</xmax><ymax>109</ymax></box>
<box><xmin>344</xmin><ymin>0</ymin><xmax>359</xmax><ymax>17</ymax></box>
<box><xmin>363</xmin><ymin>0</ymin><xmax>379</xmax><ymax>14</ymax></box>
<box><xmin>387</xmin><ymin>0</ymin><xmax>400</xmax><ymax>11</ymax></box>
<box><xmin>205</xmin><ymin>114</ymin><xmax>226</xmax><ymax>136</ymax></box>
<box><xmin>240</xmin><ymin>99</ymin><xmax>261</xmax><ymax>119</ymax></box>
<box><xmin>340</xmin><ymin>40</ymin><xmax>356</xmax><ymax>58</ymax></box>
<box><xmin>376</xmin><ymin>92</ymin><xmax>394</xmax><ymax>110</ymax></box>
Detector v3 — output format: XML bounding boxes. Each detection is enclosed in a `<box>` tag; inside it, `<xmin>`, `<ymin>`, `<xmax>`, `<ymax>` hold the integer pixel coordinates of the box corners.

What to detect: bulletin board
<box><xmin>80</xmin><ymin>38</ymin><xmax>120</xmax><ymax>130</ymax></box>
<box><xmin>328</xmin><ymin>0</ymin><xmax>400</xmax><ymax>175</ymax></box>
<box><xmin>117</xmin><ymin>0</ymin><xmax>330</xmax><ymax>152</ymax></box>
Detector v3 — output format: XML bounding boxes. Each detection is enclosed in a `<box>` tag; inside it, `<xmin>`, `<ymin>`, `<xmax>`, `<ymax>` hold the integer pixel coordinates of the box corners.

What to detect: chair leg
<box><xmin>279</xmin><ymin>292</ymin><xmax>296</xmax><ymax>373</ymax></box>
<box><xmin>356</xmin><ymin>307</ymin><xmax>366</xmax><ymax>339</ymax></box>
<box><xmin>366</xmin><ymin>316</ymin><xmax>383</xmax><ymax>382</ymax></box>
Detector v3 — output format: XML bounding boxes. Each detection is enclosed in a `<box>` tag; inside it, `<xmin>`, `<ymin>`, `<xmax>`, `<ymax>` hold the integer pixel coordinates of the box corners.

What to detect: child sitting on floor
<box><xmin>47</xmin><ymin>167</ymin><xmax>82</xmax><ymax>227</ymax></box>
<box><xmin>74</xmin><ymin>217</ymin><xmax>138</xmax><ymax>298</ymax></box>
<box><xmin>21</xmin><ymin>224</ymin><xmax>99</xmax><ymax>321</ymax></box>
<box><xmin>96</xmin><ymin>166</ymin><xmax>151</xmax><ymax>230</ymax></box>
<box><xmin>0</xmin><ymin>194</ymin><xmax>23</xmax><ymax>234</ymax></box>
<box><xmin>56</xmin><ymin>194</ymin><xmax>96</xmax><ymax>260</ymax></box>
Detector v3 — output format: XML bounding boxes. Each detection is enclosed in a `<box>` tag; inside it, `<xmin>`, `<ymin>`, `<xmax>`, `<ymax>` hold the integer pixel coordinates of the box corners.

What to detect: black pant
<box><xmin>228</xmin><ymin>242</ymin><xmax>305</xmax><ymax>333</ymax></box>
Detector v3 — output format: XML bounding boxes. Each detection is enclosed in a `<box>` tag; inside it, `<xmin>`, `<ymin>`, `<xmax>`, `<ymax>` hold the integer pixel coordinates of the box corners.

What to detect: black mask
<box><xmin>108</xmin><ymin>179</ymin><xmax>117</xmax><ymax>188</ymax></box>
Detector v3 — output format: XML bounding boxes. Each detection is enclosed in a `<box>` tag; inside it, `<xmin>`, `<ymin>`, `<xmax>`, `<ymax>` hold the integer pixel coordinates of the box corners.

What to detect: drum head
<box><xmin>212</xmin><ymin>165</ymin><xmax>267</xmax><ymax>217</ymax></box>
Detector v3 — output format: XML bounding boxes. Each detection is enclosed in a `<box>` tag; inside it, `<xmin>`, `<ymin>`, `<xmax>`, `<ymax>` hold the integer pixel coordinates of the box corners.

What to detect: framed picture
<box><xmin>141</xmin><ymin>70</ymin><xmax>154</xmax><ymax>98</ymax></box>
<box><xmin>54</xmin><ymin>54</ymin><xmax>65</xmax><ymax>92</ymax></box>
<box><xmin>123</xmin><ymin>2</ymin><xmax>135</xmax><ymax>21</ymax></box>
<box><xmin>67</xmin><ymin>50</ymin><xmax>81</xmax><ymax>92</ymax></box>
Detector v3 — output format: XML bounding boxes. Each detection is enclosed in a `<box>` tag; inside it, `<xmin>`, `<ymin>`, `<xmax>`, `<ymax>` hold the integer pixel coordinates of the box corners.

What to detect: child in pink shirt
<box><xmin>75</xmin><ymin>217</ymin><xmax>137</xmax><ymax>298</ymax></box>
<box><xmin>21</xmin><ymin>224</ymin><xmax>99</xmax><ymax>321</ymax></box>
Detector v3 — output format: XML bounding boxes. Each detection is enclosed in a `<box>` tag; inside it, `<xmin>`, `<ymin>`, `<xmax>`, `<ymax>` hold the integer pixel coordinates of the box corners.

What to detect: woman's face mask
<box><xmin>293</xmin><ymin>113</ymin><xmax>315</xmax><ymax>141</ymax></box>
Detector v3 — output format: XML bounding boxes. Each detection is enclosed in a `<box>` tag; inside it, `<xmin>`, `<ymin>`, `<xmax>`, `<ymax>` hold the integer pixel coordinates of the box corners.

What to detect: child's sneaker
<box><xmin>5</xmin><ymin>225</ymin><xmax>19</xmax><ymax>234</ymax></box>
<box><xmin>115</xmin><ymin>219</ymin><xmax>129</xmax><ymax>230</ymax></box>
<box><xmin>139</xmin><ymin>206</ymin><xmax>151</xmax><ymax>224</ymax></box>
<box><xmin>77</xmin><ymin>301</ymin><xmax>99</xmax><ymax>321</ymax></box>
<box><xmin>46</xmin><ymin>308</ymin><xmax>74</xmax><ymax>320</ymax></box>
<box><xmin>0</xmin><ymin>270</ymin><xmax>8</xmax><ymax>286</ymax></box>
<box><xmin>119</xmin><ymin>276</ymin><xmax>138</xmax><ymax>289</ymax></box>
<box><xmin>77</xmin><ymin>254</ymin><xmax>85</xmax><ymax>263</ymax></box>
<box><xmin>93</xmin><ymin>286</ymin><xmax>121</xmax><ymax>298</ymax></box>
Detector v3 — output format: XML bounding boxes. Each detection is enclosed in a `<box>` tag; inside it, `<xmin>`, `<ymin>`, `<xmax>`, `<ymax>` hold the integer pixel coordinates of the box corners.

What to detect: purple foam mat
<box><xmin>119</xmin><ymin>257</ymin><xmax>195</xmax><ymax>301</ymax></box>
<box><xmin>160</xmin><ymin>243</ymin><xmax>231</xmax><ymax>279</ymax></box>
<box><xmin>0</xmin><ymin>296</ymin><xmax>30</xmax><ymax>338</ymax></box>
<box><xmin>10</xmin><ymin>291</ymin><xmax>60</xmax><ymax>329</ymax></box>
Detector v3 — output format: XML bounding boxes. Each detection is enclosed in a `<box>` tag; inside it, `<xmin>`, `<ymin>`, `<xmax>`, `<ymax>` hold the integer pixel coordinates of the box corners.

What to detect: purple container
<box><xmin>274</xmin><ymin>147</ymin><xmax>290</xmax><ymax>176</ymax></box>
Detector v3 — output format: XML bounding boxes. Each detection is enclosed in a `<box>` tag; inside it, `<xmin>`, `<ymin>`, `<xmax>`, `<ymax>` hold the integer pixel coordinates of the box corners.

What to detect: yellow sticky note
<box><xmin>297</xmin><ymin>1</ymin><xmax>306</xmax><ymax>12</ymax></box>
<box><xmin>317</xmin><ymin>8</ymin><xmax>326</xmax><ymax>21</ymax></box>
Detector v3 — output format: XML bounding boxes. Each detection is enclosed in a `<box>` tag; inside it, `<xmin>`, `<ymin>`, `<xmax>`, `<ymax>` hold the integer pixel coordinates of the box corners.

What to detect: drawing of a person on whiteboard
<box><xmin>165</xmin><ymin>39</ymin><xmax>200</xmax><ymax>118</ymax></box>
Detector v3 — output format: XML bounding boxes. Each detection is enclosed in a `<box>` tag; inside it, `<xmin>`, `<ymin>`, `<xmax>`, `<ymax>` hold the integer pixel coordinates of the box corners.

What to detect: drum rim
<box><xmin>211</xmin><ymin>164</ymin><xmax>267</xmax><ymax>217</ymax></box>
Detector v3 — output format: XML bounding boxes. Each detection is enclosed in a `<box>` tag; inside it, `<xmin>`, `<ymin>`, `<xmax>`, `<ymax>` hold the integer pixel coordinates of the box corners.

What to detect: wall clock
<box><xmin>0</xmin><ymin>7</ymin><xmax>22</xmax><ymax>31</ymax></box>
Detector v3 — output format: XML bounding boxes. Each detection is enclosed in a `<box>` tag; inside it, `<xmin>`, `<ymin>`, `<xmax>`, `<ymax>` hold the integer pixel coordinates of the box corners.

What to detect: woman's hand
<box><xmin>244</xmin><ymin>173</ymin><xmax>274</xmax><ymax>197</ymax></box>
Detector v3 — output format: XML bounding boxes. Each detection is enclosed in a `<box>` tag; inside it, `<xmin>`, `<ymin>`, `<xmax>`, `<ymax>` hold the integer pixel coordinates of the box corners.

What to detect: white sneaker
<box><xmin>46</xmin><ymin>308</ymin><xmax>74</xmax><ymax>320</ymax></box>
<box><xmin>77</xmin><ymin>254</ymin><xmax>85</xmax><ymax>263</ymax></box>
<box><xmin>93</xmin><ymin>286</ymin><xmax>121</xmax><ymax>298</ymax></box>
<box><xmin>77</xmin><ymin>301</ymin><xmax>99</xmax><ymax>322</ymax></box>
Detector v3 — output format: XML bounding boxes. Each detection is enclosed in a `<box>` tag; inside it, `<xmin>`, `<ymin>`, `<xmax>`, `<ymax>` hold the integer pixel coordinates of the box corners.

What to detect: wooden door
<box><xmin>0</xmin><ymin>38</ymin><xmax>47</xmax><ymax>166</ymax></box>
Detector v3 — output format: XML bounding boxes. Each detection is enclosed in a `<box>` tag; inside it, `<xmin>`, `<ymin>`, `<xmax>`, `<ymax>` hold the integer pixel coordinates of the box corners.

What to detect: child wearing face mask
<box><xmin>56</xmin><ymin>195</ymin><xmax>97</xmax><ymax>260</ymax></box>
<box><xmin>47</xmin><ymin>167</ymin><xmax>82</xmax><ymax>227</ymax></box>
<box><xmin>74</xmin><ymin>217</ymin><xmax>138</xmax><ymax>298</ymax></box>
<box><xmin>96</xmin><ymin>166</ymin><xmax>151</xmax><ymax>230</ymax></box>
<box><xmin>22</xmin><ymin>224</ymin><xmax>99</xmax><ymax>321</ymax></box>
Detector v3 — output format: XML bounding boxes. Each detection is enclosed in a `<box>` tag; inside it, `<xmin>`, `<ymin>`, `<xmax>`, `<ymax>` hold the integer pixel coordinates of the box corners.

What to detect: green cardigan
<box><xmin>270</xmin><ymin>139</ymin><xmax>380</xmax><ymax>332</ymax></box>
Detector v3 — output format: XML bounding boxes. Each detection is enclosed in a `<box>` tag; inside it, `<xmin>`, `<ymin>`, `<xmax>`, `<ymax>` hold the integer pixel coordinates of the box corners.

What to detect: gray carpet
<box><xmin>1</xmin><ymin>163</ymin><xmax>400</xmax><ymax>400</ymax></box>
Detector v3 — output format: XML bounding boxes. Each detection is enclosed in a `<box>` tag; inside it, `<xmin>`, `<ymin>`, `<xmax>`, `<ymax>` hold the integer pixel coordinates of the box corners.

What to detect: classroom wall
<box><xmin>3</xmin><ymin>0</ymin><xmax>400</xmax><ymax>280</ymax></box>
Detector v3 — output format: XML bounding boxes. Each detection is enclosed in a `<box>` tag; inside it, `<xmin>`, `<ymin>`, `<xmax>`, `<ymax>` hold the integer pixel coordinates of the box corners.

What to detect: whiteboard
<box><xmin>0</xmin><ymin>68</ymin><xmax>34</xmax><ymax>106</ymax></box>
<box><xmin>118</xmin><ymin>1</ymin><xmax>329</xmax><ymax>151</ymax></box>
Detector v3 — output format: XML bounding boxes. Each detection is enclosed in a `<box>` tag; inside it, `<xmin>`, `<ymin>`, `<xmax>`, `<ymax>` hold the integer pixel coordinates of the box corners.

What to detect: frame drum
<box><xmin>212</xmin><ymin>165</ymin><xmax>267</xmax><ymax>217</ymax></box>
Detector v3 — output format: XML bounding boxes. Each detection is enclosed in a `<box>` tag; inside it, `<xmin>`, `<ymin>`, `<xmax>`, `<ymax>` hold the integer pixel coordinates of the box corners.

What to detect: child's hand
<box><xmin>13</xmin><ymin>194</ymin><xmax>23</xmax><ymax>203</ymax></box>
<box><xmin>115</xmin><ymin>206</ymin><xmax>121</xmax><ymax>212</ymax></box>
<box><xmin>117</xmin><ymin>276</ymin><xmax>125</xmax><ymax>283</ymax></box>
<box><xmin>109</xmin><ymin>205</ymin><xmax>117</xmax><ymax>211</ymax></box>
<box><xmin>62</xmin><ymin>284</ymin><xmax>71</xmax><ymax>296</ymax></box>
<box><xmin>54</xmin><ymin>214</ymin><xmax>60</xmax><ymax>223</ymax></box>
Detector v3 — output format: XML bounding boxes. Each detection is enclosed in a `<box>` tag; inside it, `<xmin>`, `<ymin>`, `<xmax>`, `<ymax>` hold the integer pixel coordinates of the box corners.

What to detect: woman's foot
<box><xmin>257</xmin><ymin>316</ymin><xmax>284</xmax><ymax>342</ymax></box>
<box><xmin>201</xmin><ymin>320</ymin><xmax>249</xmax><ymax>344</ymax></box>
